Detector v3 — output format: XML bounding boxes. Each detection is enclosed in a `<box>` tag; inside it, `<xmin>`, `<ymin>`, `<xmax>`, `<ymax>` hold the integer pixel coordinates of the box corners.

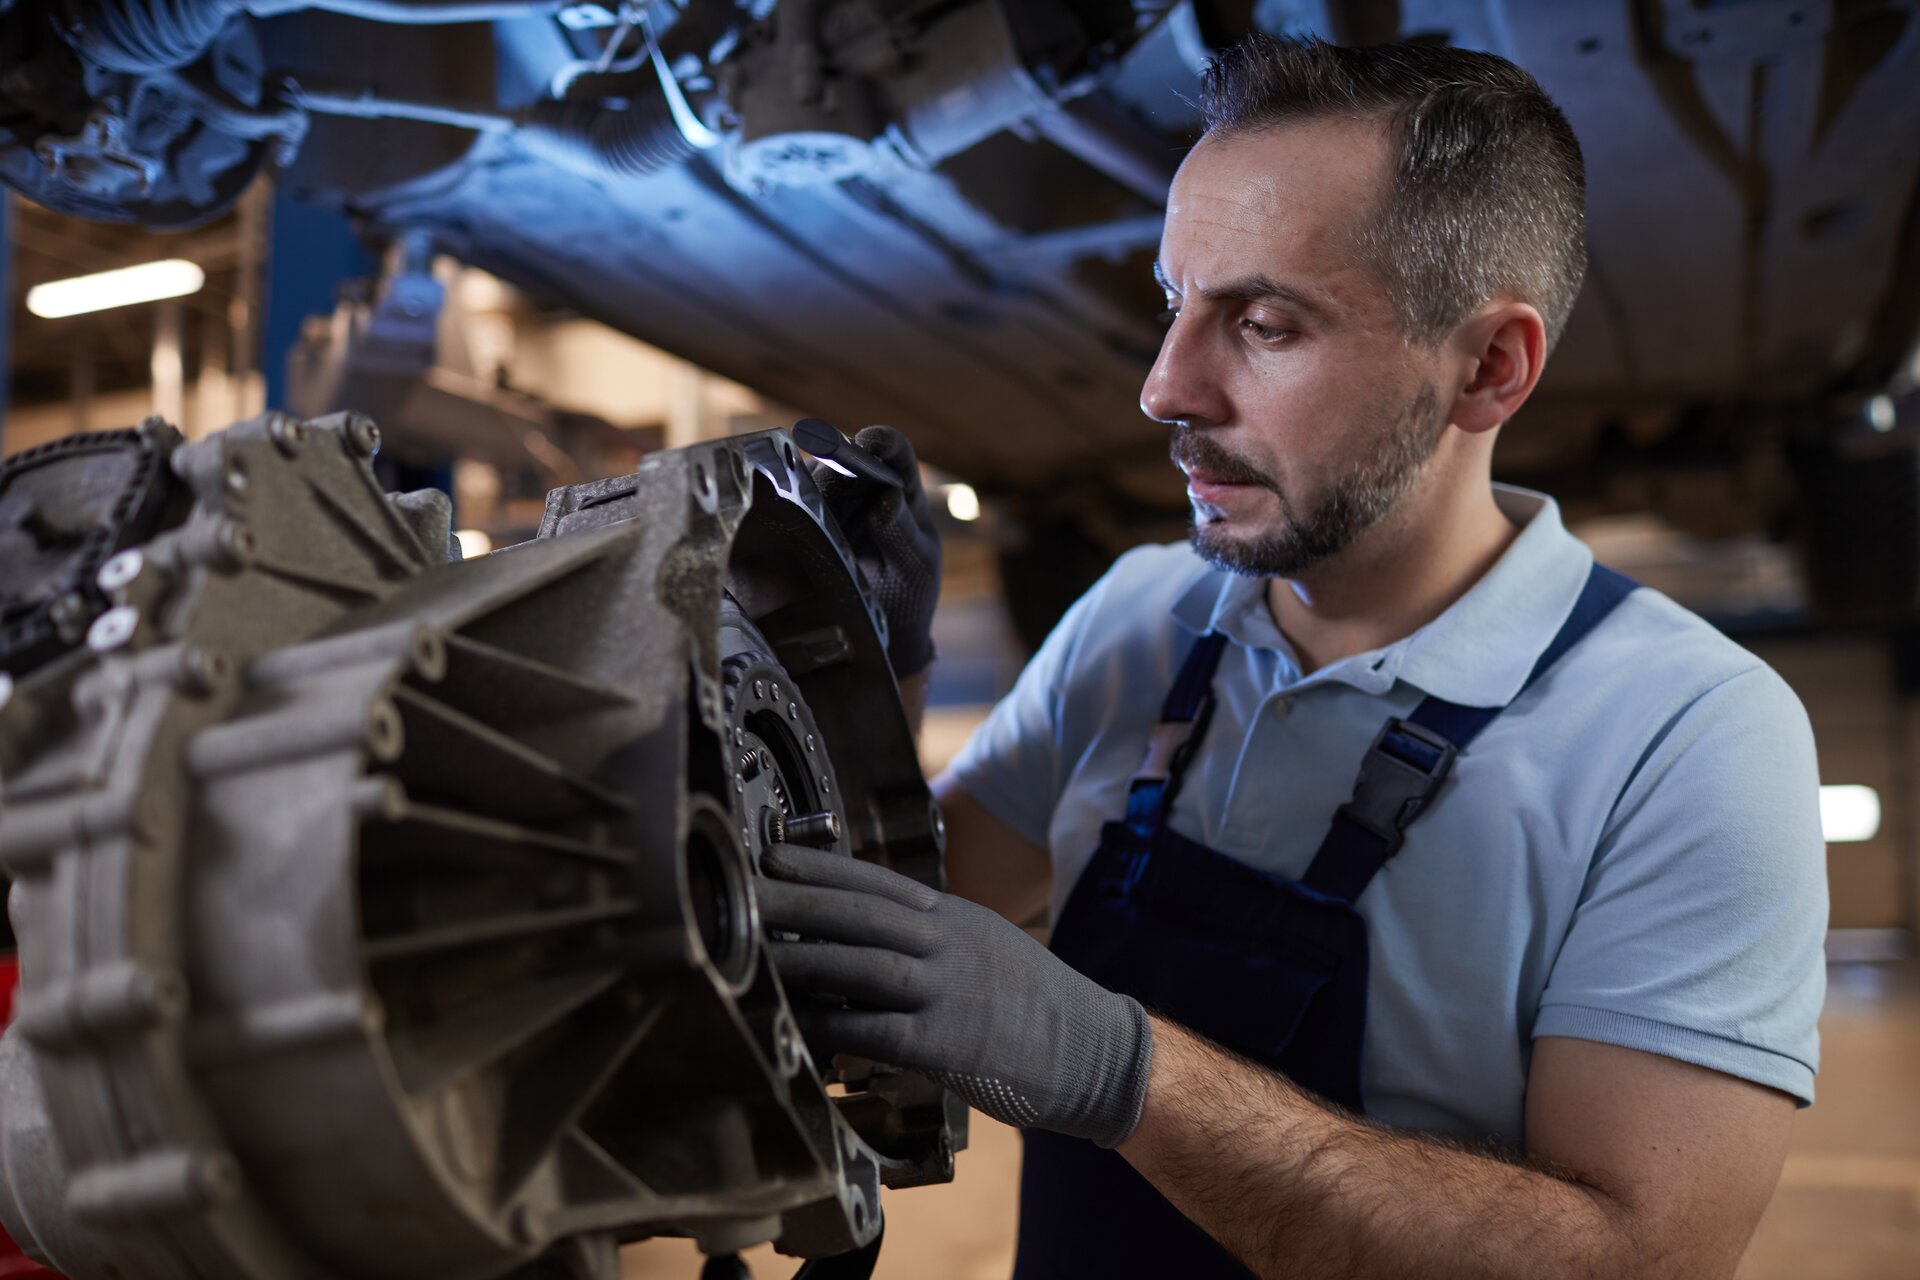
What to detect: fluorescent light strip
<box><xmin>27</xmin><ymin>259</ymin><xmax>206</xmax><ymax>319</ymax></box>
<box><xmin>1819</xmin><ymin>785</ymin><xmax>1881</xmax><ymax>843</ymax></box>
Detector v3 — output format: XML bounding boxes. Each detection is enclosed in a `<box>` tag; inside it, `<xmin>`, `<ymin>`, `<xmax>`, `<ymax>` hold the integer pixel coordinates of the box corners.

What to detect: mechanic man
<box><xmin>779</xmin><ymin>35</ymin><xmax>1827</xmax><ymax>1279</ymax></box>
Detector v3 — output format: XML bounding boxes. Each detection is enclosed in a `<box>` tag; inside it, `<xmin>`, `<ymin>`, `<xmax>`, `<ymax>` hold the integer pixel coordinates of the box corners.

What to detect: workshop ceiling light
<box><xmin>454</xmin><ymin>529</ymin><xmax>494</xmax><ymax>559</ymax></box>
<box><xmin>26</xmin><ymin>259</ymin><xmax>206</xmax><ymax>319</ymax></box>
<box><xmin>945</xmin><ymin>483</ymin><xmax>981</xmax><ymax>522</ymax></box>
<box><xmin>1819</xmin><ymin>784</ymin><xmax>1881</xmax><ymax>843</ymax></box>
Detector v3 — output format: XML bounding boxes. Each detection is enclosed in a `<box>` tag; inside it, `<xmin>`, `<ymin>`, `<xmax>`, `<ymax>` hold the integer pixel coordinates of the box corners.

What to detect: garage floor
<box><xmin>1738</xmin><ymin>959</ymin><xmax>1920</xmax><ymax>1280</ymax></box>
<box><xmin>623</xmin><ymin>958</ymin><xmax>1920</xmax><ymax>1279</ymax></box>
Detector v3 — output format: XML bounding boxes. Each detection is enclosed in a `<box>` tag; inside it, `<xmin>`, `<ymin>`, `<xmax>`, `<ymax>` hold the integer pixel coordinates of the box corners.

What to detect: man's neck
<box><xmin>1265</xmin><ymin>479</ymin><xmax>1519</xmax><ymax>676</ymax></box>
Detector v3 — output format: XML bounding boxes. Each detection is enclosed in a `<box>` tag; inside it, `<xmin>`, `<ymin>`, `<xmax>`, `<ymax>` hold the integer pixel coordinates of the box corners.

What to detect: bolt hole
<box><xmin>1578</xmin><ymin>36</ymin><xmax>1602</xmax><ymax>53</ymax></box>
<box><xmin>686</xmin><ymin>807</ymin><xmax>756</xmax><ymax>987</ymax></box>
<box><xmin>366</xmin><ymin>700</ymin><xmax>405</xmax><ymax>761</ymax></box>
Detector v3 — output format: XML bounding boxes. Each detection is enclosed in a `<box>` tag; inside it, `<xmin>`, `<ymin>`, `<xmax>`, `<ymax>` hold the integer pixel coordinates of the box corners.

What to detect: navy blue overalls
<box><xmin>1013</xmin><ymin>563</ymin><xmax>1637</xmax><ymax>1278</ymax></box>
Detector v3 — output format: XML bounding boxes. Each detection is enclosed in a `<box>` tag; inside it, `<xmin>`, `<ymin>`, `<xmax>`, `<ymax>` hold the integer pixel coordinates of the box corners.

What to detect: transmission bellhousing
<box><xmin>0</xmin><ymin>412</ymin><xmax>961</xmax><ymax>1279</ymax></box>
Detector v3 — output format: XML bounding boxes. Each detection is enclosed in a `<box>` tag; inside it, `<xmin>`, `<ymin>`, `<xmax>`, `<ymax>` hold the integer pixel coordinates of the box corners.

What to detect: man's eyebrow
<box><xmin>1152</xmin><ymin>261</ymin><xmax>1335</xmax><ymax>323</ymax></box>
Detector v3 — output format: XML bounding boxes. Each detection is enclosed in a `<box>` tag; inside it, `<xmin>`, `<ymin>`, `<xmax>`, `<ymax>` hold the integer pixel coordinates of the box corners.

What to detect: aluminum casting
<box><xmin>0</xmin><ymin>411</ymin><xmax>959</xmax><ymax>1280</ymax></box>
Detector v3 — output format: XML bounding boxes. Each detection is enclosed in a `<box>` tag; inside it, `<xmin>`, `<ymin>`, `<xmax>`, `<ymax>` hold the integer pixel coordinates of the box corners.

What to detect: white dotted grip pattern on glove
<box><xmin>924</xmin><ymin>1069</ymin><xmax>1042</xmax><ymax>1127</ymax></box>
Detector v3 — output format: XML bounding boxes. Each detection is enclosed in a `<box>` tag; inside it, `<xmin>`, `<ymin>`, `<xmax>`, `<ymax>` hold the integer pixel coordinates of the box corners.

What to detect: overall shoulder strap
<box><xmin>1122</xmin><ymin>632</ymin><xmax>1230</xmax><ymax>835</ymax></box>
<box><xmin>1300</xmin><ymin>562</ymin><xmax>1639</xmax><ymax>903</ymax></box>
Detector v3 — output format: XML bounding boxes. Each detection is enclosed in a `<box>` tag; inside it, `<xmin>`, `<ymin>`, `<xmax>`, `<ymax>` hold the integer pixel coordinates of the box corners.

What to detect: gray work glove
<box><xmin>758</xmin><ymin>844</ymin><xmax>1154</xmax><ymax>1148</ymax></box>
<box><xmin>809</xmin><ymin>425</ymin><xmax>941</xmax><ymax>678</ymax></box>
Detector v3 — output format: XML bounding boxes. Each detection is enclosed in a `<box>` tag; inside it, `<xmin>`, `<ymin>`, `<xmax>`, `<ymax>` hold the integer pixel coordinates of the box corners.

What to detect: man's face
<box><xmin>1145</xmin><ymin>121</ymin><xmax>1447</xmax><ymax>578</ymax></box>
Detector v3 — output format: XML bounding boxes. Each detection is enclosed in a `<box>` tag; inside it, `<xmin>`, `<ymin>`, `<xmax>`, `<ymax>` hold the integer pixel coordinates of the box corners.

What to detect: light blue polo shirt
<box><xmin>948</xmin><ymin>485</ymin><xmax>1827</xmax><ymax>1146</ymax></box>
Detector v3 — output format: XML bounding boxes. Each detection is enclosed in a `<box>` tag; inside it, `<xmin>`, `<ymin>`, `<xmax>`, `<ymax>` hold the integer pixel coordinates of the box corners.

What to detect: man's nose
<box><xmin>1140</xmin><ymin>316</ymin><xmax>1228</xmax><ymax>428</ymax></box>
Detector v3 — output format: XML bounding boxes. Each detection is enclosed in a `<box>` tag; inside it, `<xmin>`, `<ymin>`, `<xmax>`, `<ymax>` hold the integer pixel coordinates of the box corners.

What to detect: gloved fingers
<box><xmin>790</xmin><ymin>1005</ymin><xmax>918</xmax><ymax>1067</ymax></box>
<box><xmin>872</xmin><ymin>505</ymin><xmax>939</xmax><ymax>576</ymax></box>
<box><xmin>768</xmin><ymin>941</ymin><xmax>926</xmax><ymax>1011</ymax></box>
<box><xmin>849</xmin><ymin>426</ymin><xmax>919</xmax><ymax>492</ymax></box>
<box><xmin>809</xmin><ymin>462</ymin><xmax>886</xmax><ymax>539</ymax></box>
<box><xmin>761</xmin><ymin>845</ymin><xmax>940</xmax><ymax>911</ymax></box>
<box><xmin>755</xmin><ymin>876</ymin><xmax>935</xmax><ymax>954</ymax></box>
<box><xmin>849</xmin><ymin>425</ymin><xmax>937</xmax><ymax>530</ymax></box>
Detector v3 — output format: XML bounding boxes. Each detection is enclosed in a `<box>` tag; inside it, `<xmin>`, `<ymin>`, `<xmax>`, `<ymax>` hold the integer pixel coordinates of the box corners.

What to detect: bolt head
<box><xmin>267</xmin><ymin>414</ymin><xmax>306</xmax><ymax>455</ymax></box>
<box><xmin>347</xmin><ymin>416</ymin><xmax>382</xmax><ymax>458</ymax></box>
<box><xmin>98</xmin><ymin>549</ymin><xmax>143</xmax><ymax>593</ymax></box>
<box><xmin>86</xmin><ymin>605</ymin><xmax>139</xmax><ymax>653</ymax></box>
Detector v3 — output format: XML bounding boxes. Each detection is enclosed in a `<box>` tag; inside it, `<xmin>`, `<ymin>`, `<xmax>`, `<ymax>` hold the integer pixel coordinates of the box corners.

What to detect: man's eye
<box><xmin>1242</xmin><ymin>318</ymin><xmax>1291</xmax><ymax>342</ymax></box>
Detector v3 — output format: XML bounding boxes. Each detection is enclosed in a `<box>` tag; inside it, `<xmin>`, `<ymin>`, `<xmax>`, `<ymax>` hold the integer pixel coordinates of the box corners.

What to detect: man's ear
<box><xmin>1449</xmin><ymin>301</ymin><xmax>1548</xmax><ymax>436</ymax></box>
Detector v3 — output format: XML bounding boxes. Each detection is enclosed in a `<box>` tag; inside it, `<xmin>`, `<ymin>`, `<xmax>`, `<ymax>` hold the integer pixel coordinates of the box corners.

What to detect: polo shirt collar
<box><xmin>1169</xmin><ymin>484</ymin><xmax>1593</xmax><ymax>708</ymax></box>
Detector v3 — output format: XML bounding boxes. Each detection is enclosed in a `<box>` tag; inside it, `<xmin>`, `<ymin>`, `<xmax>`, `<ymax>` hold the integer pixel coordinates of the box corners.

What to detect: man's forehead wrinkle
<box><xmin>1202</xmin><ymin>275</ymin><xmax>1334</xmax><ymax>317</ymax></box>
<box><xmin>1193</xmin><ymin>183</ymin><xmax>1289</xmax><ymax>219</ymax></box>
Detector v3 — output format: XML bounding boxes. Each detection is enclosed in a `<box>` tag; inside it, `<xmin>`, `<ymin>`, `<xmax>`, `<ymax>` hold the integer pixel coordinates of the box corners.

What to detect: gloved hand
<box><xmin>809</xmin><ymin>425</ymin><xmax>941</xmax><ymax>678</ymax></box>
<box><xmin>758</xmin><ymin>844</ymin><xmax>1154</xmax><ymax>1148</ymax></box>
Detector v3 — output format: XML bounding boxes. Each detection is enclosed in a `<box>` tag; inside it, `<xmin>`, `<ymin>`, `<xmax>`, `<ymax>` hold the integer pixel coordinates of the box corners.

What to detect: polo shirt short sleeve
<box><xmin>1532</xmin><ymin>656</ymin><xmax>1827</xmax><ymax>1099</ymax></box>
<box><xmin>946</xmin><ymin>487</ymin><xmax>1827</xmax><ymax>1145</ymax></box>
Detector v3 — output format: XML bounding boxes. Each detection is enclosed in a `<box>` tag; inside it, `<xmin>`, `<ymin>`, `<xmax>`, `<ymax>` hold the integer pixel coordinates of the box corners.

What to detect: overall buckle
<box><xmin>1335</xmin><ymin>717</ymin><xmax>1458</xmax><ymax>857</ymax></box>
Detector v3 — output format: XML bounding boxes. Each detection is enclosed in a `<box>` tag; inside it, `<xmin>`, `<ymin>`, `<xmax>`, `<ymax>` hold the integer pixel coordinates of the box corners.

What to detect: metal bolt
<box><xmin>365</xmin><ymin>699</ymin><xmax>405</xmax><ymax>763</ymax></box>
<box><xmin>782</xmin><ymin>811</ymin><xmax>842</xmax><ymax>848</ymax></box>
<box><xmin>98</xmin><ymin>549</ymin><xmax>143</xmax><ymax>593</ymax></box>
<box><xmin>224</xmin><ymin>459</ymin><xmax>249</xmax><ymax>497</ymax></box>
<box><xmin>267</xmin><ymin>414</ymin><xmax>305</xmax><ymax>455</ymax></box>
<box><xmin>87</xmin><ymin>605</ymin><xmax>139</xmax><ymax>653</ymax></box>
<box><xmin>753</xmin><ymin>679</ymin><xmax>765</xmax><ymax>699</ymax></box>
<box><xmin>788</xmin><ymin>701</ymin><xmax>799</xmax><ymax>719</ymax></box>
<box><xmin>805</xmin><ymin>733</ymin><xmax>815</xmax><ymax>753</ymax></box>
<box><xmin>346</xmin><ymin>415</ymin><xmax>382</xmax><ymax>458</ymax></box>
<box><xmin>0</xmin><ymin>672</ymin><xmax>13</xmax><ymax>712</ymax></box>
<box><xmin>770</xmin><ymin>683</ymin><xmax>781</xmax><ymax>702</ymax></box>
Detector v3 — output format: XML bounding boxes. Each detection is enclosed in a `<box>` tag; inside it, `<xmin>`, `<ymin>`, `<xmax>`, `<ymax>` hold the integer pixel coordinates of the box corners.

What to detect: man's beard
<box><xmin>1171</xmin><ymin>382</ymin><xmax>1440</xmax><ymax>579</ymax></box>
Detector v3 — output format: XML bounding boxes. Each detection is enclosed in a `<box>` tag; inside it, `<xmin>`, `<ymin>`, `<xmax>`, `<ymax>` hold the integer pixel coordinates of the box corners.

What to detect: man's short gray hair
<box><xmin>1199</xmin><ymin>35</ymin><xmax>1588</xmax><ymax>350</ymax></box>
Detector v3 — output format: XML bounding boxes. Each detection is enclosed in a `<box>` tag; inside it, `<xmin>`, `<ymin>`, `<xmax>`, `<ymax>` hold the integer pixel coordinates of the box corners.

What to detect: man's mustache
<box><xmin>1169</xmin><ymin>427</ymin><xmax>1274</xmax><ymax>490</ymax></box>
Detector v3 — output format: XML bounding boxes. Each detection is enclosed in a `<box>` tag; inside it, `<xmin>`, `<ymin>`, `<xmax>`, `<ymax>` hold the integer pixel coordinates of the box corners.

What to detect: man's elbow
<box><xmin>1566</xmin><ymin>1177</ymin><xmax>1758</xmax><ymax>1280</ymax></box>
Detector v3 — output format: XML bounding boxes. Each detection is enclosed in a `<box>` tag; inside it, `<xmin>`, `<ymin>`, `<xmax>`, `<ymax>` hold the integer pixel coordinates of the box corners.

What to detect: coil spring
<box><xmin>58</xmin><ymin>0</ymin><xmax>246</xmax><ymax>74</ymax></box>
<box><xmin>522</xmin><ymin>81</ymin><xmax>699</xmax><ymax>179</ymax></box>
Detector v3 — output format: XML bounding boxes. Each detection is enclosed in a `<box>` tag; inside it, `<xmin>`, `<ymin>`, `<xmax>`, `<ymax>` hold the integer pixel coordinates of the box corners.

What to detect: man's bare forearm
<box><xmin>1117</xmin><ymin>1017</ymin><xmax>1649</xmax><ymax>1280</ymax></box>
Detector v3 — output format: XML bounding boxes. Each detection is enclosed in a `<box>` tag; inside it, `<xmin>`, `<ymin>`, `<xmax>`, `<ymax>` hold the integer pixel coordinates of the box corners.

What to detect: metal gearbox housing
<box><xmin>0</xmin><ymin>412</ymin><xmax>958</xmax><ymax>1279</ymax></box>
